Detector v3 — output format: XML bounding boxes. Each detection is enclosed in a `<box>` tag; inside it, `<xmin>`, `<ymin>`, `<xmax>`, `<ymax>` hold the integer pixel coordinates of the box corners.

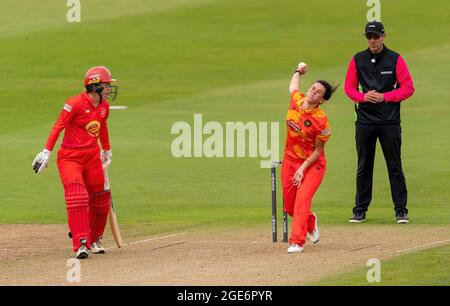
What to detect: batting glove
<box><xmin>101</xmin><ymin>150</ymin><xmax>112</xmax><ymax>169</ymax></box>
<box><xmin>32</xmin><ymin>149</ymin><xmax>51</xmax><ymax>174</ymax></box>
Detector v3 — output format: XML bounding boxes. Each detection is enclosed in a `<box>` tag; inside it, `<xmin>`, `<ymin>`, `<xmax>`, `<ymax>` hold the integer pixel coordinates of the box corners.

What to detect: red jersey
<box><xmin>45</xmin><ymin>92</ymin><xmax>110</xmax><ymax>151</ymax></box>
<box><xmin>284</xmin><ymin>90</ymin><xmax>331</xmax><ymax>166</ymax></box>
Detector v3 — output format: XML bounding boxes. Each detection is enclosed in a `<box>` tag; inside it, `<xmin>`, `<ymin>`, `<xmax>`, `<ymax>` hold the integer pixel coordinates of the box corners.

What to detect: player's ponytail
<box><xmin>316</xmin><ymin>80</ymin><xmax>339</xmax><ymax>101</ymax></box>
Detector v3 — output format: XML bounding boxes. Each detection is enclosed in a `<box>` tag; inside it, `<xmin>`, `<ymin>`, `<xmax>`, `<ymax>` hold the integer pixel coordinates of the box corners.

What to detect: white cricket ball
<box><xmin>298</xmin><ymin>62</ymin><xmax>308</xmax><ymax>71</ymax></box>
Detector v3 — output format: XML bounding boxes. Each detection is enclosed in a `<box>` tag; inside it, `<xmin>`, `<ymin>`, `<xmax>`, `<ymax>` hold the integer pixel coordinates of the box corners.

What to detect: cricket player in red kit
<box><xmin>282</xmin><ymin>62</ymin><xmax>337</xmax><ymax>253</ymax></box>
<box><xmin>32</xmin><ymin>66</ymin><xmax>119</xmax><ymax>259</ymax></box>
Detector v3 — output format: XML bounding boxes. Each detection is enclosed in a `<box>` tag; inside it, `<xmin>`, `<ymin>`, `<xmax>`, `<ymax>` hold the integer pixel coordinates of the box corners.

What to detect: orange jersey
<box><xmin>284</xmin><ymin>90</ymin><xmax>331</xmax><ymax>165</ymax></box>
<box><xmin>45</xmin><ymin>92</ymin><xmax>110</xmax><ymax>151</ymax></box>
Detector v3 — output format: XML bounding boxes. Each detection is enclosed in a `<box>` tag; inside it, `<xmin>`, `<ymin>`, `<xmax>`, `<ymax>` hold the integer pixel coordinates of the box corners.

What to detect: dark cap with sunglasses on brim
<box><xmin>364</xmin><ymin>21</ymin><xmax>385</xmax><ymax>36</ymax></box>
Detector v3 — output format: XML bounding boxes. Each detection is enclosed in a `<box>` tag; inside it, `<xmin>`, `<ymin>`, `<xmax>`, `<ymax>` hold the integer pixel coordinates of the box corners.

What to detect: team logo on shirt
<box><xmin>287</xmin><ymin>119</ymin><xmax>301</xmax><ymax>133</ymax></box>
<box><xmin>304</xmin><ymin>120</ymin><xmax>312</xmax><ymax>128</ymax></box>
<box><xmin>85</xmin><ymin>120</ymin><xmax>101</xmax><ymax>137</ymax></box>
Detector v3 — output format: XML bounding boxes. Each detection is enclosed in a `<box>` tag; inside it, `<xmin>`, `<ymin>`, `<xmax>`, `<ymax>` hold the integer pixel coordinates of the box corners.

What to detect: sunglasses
<box><xmin>365</xmin><ymin>33</ymin><xmax>381</xmax><ymax>40</ymax></box>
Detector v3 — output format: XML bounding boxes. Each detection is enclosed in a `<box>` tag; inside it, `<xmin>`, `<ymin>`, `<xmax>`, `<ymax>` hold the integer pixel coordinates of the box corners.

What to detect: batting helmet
<box><xmin>84</xmin><ymin>66</ymin><xmax>116</xmax><ymax>86</ymax></box>
<box><xmin>84</xmin><ymin>66</ymin><xmax>119</xmax><ymax>102</ymax></box>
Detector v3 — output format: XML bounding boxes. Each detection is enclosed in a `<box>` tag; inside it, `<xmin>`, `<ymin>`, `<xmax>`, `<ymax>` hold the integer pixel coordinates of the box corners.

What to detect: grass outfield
<box><xmin>311</xmin><ymin>244</ymin><xmax>450</xmax><ymax>286</ymax></box>
<box><xmin>0</xmin><ymin>0</ymin><xmax>449</xmax><ymax>284</ymax></box>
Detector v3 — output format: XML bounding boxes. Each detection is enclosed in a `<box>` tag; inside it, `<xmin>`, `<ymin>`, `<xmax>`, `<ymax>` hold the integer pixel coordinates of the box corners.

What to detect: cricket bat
<box><xmin>104</xmin><ymin>168</ymin><xmax>124</xmax><ymax>248</ymax></box>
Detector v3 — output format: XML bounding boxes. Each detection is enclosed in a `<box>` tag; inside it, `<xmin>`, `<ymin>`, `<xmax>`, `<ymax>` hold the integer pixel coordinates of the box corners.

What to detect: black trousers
<box><xmin>353</xmin><ymin>122</ymin><xmax>408</xmax><ymax>215</ymax></box>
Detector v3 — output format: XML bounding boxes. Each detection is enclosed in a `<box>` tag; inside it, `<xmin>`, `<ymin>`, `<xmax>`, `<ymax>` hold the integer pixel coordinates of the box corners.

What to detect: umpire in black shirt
<box><xmin>344</xmin><ymin>21</ymin><xmax>415</xmax><ymax>224</ymax></box>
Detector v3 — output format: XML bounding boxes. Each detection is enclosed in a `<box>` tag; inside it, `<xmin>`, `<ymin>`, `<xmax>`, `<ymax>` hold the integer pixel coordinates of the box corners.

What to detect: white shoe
<box><xmin>306</xmin><ymin>213</ymin><xmax>320</xmax><ymax>244</ymax></box>
<box><xmin>76</xmin><ymin>241</ymin><xmax>89</xmax><ymax>259</ymax></box>
<box><xmin>92</xmin><ymin>239</ymin><xmax>105</xmax><ymax>254</ymax></box>
<box><xmin>287</xmin><ymin>244</ymin><xmax>304</xmax><ymax>253</ymax></box>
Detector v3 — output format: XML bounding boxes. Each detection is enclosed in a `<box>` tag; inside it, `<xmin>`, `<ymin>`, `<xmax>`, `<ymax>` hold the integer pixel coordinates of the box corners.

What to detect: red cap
<box><xmin>84</xmin><ymin>66</ymin><xmax>117</xmax><ymax>86</ymax></box>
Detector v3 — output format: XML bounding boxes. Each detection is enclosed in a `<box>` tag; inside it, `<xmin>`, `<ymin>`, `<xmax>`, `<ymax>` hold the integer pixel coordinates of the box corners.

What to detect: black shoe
<box><xmin>396</xmin><ymin>212</ymin><xmax>410</xmax><ymax>224</ymax></box>
<box><xmin>349</xmin><ymin>212</ymin><xmax>366</xmax><ymax>223</ymax></box>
